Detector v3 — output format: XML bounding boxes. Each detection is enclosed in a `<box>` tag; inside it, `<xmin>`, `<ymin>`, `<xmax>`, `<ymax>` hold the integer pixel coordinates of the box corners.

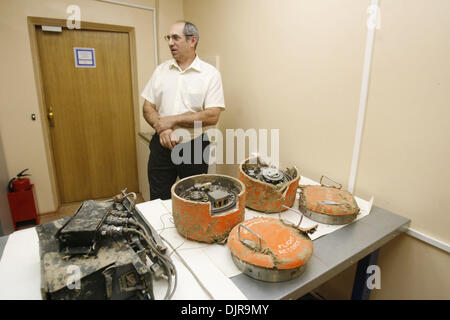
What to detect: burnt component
<box><xmin>36</xmin><ymin>190</ymin><xmax>176</xmax><ymax>300</ymax></box>
<box><xmin>261</xmin><ymin>167</ymin><xmax>286</xmax><ymax>184</ymax></box>
<box><xmin>57</xmin><ymin>200</ymin><xmax>110</xmax><ymax>256</ymax></box>
<box><xmin>178</xmin><ymin>180</ymin><xmax>238</xmax><ymax>214</ymax></box>
<box><xmin>245</xmin><ymin>167</ymin><xmax>260</xmax><ymax>180</ymax></box>
<box><xmin>242</xmin><ymin>159</ymin><xmax>293</xmax><ymax>186</ymax></box>
<box><xmin>207</xmin><ymin>188</ymin><xmax>237</xmax><ymax>213</ymax></box>
<box><xmin>208</xmin><ymin>189</ymin><xmax>229</xmax><ymax>206</ymax></box>
<box><xmin>183</xmin><ymin>189</ymin><xmax>208</xmax><ymax>202</ymax></box>
<box><xmin>190</xmin><ymin>191</ymin><xmax>208</xmax><ymax>201</ymax></box>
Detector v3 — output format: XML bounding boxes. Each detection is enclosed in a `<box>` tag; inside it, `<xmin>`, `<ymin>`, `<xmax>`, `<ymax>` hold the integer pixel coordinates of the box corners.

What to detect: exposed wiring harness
<box><xmin>97</xmin><ymin>191</ymin><xmax>177</xmax><ymax>300</ymax></box>
<box><xmin>99</xmin><ymin>224</ymin><xmax>177</xmax><ymax>300</ymax></box>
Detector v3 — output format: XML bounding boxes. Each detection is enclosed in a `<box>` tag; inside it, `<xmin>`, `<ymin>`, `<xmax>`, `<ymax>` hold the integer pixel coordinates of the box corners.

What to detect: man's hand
<box><xmin>154</xmin><ymin>116</ymin><xmax>177</xmax><ymax>135</ymax></box>
<box><xmin>159</xmin><ymin>129</ymin><xmax>180</xmax><ymax>150</ymax></box>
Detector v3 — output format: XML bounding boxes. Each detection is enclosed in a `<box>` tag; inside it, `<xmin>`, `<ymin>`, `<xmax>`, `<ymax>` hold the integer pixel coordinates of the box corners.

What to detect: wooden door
<box><xmin>36</xmin><ymin>27</ymin><xmax>138</xmax><ymax>203</ymax></box>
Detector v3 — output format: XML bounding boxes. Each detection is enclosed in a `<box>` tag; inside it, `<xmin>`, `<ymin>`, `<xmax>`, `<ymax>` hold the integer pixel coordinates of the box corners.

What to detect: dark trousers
<box><xmin>148</xmin><ymin>133</ymin><xmax>210</xmax><ymax>200</ymax></box>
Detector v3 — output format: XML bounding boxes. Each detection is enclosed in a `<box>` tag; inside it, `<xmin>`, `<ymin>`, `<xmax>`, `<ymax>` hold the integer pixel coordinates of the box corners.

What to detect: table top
<box><xmin>0</xmin><ymin>205</ymin><xmax>410</xmax><ymax>300</ymax></box>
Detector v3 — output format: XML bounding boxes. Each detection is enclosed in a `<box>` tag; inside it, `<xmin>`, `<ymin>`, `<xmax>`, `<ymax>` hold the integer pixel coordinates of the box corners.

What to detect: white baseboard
<box><xmin>406</xmin><ymin>228</ymin><xmax>449</xmax><ymax>253</ymax></box>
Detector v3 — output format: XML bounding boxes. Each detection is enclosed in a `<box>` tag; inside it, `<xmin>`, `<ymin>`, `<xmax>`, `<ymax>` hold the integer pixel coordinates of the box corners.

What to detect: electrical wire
<box><xmin>100</xmin><ymin>213</ymin><xmax>178</xmax><ymax>299</ymax></box>
<box><xmin>159</xmin><ymin>234</ymin><xmax>214</xmax><ymax>300</ymax></box>
<box><xmin>123</xmin><ymin>228</ymin><xmax>177</xmax><ymax>300</ymax></box>
<box><xmin>157</xmin><ymin>201</ymin><xmax>215</xmax><ymax>298</ymax></box>
<box><xmin>121</xmin><ymin>196</ymin><xmax>178</xmax><ymax>299</ymax></box>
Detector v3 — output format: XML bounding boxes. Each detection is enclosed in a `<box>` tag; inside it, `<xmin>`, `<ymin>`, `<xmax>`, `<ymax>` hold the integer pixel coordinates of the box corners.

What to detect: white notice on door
<box><xmin>74</xmin><ymin>47</ymin><xmax>96</xmax><ymax>68</ymax></box>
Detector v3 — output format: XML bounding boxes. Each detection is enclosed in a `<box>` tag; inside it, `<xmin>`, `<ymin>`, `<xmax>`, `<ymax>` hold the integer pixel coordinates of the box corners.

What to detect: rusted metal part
<box><xmin>239</xmin><ymin>158</ymin><xmax>300</xmax><ymax>213</ymax></box>
<box><xmin>36</xmin><ymin>192</ymin><xmax>176</xmax><ymax>300</ymax></box>
<box><xmin>57</xmin><ymin>200</ymin><xmax>111</xmax><ymax>256</ymax></box>
<box><xmin>37</xmin><ymin>216</ymin><xmax>152</xmax><ymax>299</ymax></box>
<box><xmin>171</xmin><ymin>174</ymin><xmax>246</xmax><ymax>243</ymax></box>
<box><xmin>227</xmin><ymin>217</ymin><xmax>314</xmax><ymax>282</ymax></box>
<box><xmin>298</xmin><ymin>176</ymin><xmax>360</xmax><ymax>225</ymax></box>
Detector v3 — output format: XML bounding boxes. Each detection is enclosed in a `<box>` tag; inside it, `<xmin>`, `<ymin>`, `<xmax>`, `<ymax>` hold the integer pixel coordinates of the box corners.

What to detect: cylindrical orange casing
<box><xmin>171</xmin><ymin>174</ymin><xmax>246</xmax><ymax>243</ymax></box>
<box><xmin>238</xmin><ymin>160</ymin><xmax>300</xmax><ymax>213</ymax></box>
<box><xmin>227</xmin><ymin>217</ymin><xmax>313</xmax><ymax>270</ymax></box>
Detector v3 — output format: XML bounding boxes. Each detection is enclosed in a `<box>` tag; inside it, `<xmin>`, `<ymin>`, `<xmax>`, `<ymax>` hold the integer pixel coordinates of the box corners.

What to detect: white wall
<box><xmin>183</xmin><ymin>0</ymin><xmax>450</xmax><ymax>300</ymax></box>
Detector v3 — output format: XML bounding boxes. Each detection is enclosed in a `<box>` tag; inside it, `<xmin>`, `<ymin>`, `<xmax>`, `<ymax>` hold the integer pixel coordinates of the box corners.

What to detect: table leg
<box><xmin>351</xmin><ymin>248</ymin><xmax>380</xmax><ymax>300</ymax></box>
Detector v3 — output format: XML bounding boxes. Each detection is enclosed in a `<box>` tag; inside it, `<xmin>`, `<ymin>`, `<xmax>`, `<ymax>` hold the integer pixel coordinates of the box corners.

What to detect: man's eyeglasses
<box><xmin>164</xmin><ymin>34</ymin><xmax>193</xmax><ymax>42</ymax></box>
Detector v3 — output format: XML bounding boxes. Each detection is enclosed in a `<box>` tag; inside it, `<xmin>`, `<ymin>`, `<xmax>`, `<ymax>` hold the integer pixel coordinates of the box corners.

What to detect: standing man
<box><xmin>141</xmin><ymin>21</ymin><xmax>225</xmax><ymax>200</ymax></box>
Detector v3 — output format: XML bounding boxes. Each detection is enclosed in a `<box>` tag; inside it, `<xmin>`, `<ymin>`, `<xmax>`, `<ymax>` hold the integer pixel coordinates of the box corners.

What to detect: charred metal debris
<box><xmin>177</xmin><ymin>180</ymin><xmax>239</xmax><ymax>214</ymax></box>
<box><xmin>36</xmin><ymin>190</ymin><xmax>177</xmax><ymax>300</ymax></box>
<box><xmin>242</xmin><ymin>158</ymin><xmax>295</xmax><ymax>186</ymax></box>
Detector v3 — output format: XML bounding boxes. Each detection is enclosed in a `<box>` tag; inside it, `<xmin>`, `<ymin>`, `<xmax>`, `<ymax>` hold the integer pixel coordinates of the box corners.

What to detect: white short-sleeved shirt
<box><xmin>141</xmin><ymin>55</ymin><xmax>225</xmax><ymax>140</ymax></box>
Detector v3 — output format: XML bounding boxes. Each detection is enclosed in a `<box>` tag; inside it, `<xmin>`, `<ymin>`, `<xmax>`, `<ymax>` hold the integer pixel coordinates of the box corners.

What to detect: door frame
<box><xmin>28</xmin><ymin>16</ymin><xmax>141</xmax><ymax>208</ymax></box>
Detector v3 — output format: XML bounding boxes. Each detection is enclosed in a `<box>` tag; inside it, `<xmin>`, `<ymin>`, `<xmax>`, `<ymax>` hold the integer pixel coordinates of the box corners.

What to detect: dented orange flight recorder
<box><xmin>171</xmin><ymin>174</ymin><xmax>246</xmax><ymax>243</ymax></box>
<box><xmin>227</xmin><ymin>216</ymin><xmax>316</xmax><ymax>282</ymax></box>
<box><xmin>239</xmin><ymin>157</ymin><xmax>300</xmax><ymax>213</ymax></box>
<box><xmin>299</xmin><ymin>176</ymin><xmax>360</xmax><ymax>225</ymax></box>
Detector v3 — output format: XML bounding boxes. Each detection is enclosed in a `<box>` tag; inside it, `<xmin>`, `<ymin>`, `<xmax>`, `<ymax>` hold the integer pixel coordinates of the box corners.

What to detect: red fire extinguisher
<box><xmin>8</xmin><ymin>169</ymin><xmax>31</xmax><ymax>192</ymax></box>
<box><xmin>7</xmin><ymin>169</ymin><xmax>40</xmax><ymax>230</ymax></box>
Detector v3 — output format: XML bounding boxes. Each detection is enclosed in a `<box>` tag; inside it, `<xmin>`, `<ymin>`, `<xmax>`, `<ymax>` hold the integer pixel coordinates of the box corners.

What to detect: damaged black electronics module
<box><xmin>36</xmin><ymin>190</ymin><xmax>176</xmax><ymax>300</ymax></box>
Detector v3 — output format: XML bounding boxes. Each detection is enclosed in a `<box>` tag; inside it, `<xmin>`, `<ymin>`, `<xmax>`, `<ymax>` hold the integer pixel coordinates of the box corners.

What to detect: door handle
<box><xmin>48</xmin><ymin>106</ymin><xmax>55</xmax><ymax>127</ymax></box>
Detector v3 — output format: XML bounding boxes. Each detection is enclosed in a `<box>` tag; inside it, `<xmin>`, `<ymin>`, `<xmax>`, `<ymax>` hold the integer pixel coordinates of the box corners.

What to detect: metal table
<box><xmin>0</xmin><ymin>205</ymin><xmax>409</xmax><ymax>300</ymax></box>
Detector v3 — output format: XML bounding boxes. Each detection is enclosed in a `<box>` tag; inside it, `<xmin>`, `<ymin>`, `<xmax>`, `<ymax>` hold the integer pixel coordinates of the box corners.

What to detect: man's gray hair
<box><xmin>179</xmin><ymin>20</ymin><xmax>199</xmax><ymax>48</ymax></box>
